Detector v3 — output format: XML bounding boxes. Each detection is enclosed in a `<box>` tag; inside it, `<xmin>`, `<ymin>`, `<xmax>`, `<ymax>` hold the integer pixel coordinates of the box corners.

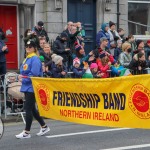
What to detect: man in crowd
<box><xmin>32</xmin><ymin>21</ymin><xmax>49</xmax><ymax>42</ymax></box>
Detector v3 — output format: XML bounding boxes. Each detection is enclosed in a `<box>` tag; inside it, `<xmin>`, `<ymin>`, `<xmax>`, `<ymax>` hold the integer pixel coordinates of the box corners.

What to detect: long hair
<box><xmin>24</xmin><ymin>29</ymin><xmax>31</xmax><ymax>37</ymax></box>
<box><xmin>101</xmin><ymin>56</ymin><xmax>109</xmax><ymax>66</ymax></box>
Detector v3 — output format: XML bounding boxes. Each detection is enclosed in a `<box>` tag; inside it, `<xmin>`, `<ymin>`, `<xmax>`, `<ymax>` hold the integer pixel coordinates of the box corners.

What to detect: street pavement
<box><xmin>1</xmin><ymin>119</ymin><xmax>150</xmax><ymax>150</ymax></box>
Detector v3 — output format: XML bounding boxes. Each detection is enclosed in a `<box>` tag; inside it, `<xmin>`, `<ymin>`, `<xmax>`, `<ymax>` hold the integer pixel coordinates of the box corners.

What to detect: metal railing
<box><xmin>121</xmin><ymin>19</ymin><xmax>150</xmax><ymax>35</ymax></box>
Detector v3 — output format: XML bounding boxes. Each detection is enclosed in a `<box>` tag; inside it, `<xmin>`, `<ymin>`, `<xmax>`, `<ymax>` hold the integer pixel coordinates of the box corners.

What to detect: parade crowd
<box><xmin>22</xmin><ymin>20</ymin><xmax>150</xmax><ymax>79</ymax></box>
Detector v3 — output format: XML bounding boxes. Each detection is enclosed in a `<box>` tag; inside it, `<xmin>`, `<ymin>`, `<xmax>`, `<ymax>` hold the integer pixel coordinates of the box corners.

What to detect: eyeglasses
<box><xmin>25</xmin><ymin>45</ymin><xmax>33</xmax><ymax>48</ymax></box>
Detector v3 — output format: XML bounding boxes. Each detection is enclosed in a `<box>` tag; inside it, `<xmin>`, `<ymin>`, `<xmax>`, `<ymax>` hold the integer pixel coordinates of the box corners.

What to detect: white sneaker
<box><xmin>36</xmin><ymin>126</ymin><xmax>50</xmax><ymax>136</ymax></box>
<box><xmin>15</xmin><ymin>131</ymin><xmax>31</xmax><ymax>139</ymax></box>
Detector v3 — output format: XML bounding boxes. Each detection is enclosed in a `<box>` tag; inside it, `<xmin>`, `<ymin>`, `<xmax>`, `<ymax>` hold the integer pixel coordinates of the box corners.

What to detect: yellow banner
<box><xmin>31</xmin><ymin>75</ymin><xmax>150</xmax><ymax>129</ymax></box>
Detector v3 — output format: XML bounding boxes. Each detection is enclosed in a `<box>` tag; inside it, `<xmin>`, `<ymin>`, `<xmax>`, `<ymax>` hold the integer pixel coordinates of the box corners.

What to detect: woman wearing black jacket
<box><xmin>129</xmin><ymin>51</ymin><xmax>148</xmax><ymax>75</ymax></box>
<box><xmin>0</xmin><ymin>28</ymin><xmax>8</xmax><ymax>82</ymax></box>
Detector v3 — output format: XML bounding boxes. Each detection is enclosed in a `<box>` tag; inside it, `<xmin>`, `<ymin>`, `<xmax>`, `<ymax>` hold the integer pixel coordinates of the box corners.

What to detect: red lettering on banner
<box><xmin>60</xmin><ymin>109</ymin><xmax>91</xmax><ymax>119</ymax></box>
<box><xmin>93</xmin><ymin>112</ymin><xmax>119</xmax><ymax>122</ymax></box>
<box><xmin>59</xmin><ymin>109</ymin><xmax>119</xmax><ymax>122</ymax></box>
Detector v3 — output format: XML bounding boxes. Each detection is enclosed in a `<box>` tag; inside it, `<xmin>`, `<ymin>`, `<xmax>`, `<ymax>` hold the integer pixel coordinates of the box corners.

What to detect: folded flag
<box><xmin>119</xmin><ymin>68</ymin><xmax>132</xmax><ymax>76</ymax></box>
<box><xmin>82</xmin><ymin>68</ymin><xmax>93</xmax><ymax>78</ymax></box>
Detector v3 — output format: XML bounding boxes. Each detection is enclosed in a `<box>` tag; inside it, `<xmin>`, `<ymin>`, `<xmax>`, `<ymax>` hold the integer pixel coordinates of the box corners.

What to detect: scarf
<box><xmin>23</xmin><ymin>53</ymin><xmax>37</xmax><ymax>64</ymax></box>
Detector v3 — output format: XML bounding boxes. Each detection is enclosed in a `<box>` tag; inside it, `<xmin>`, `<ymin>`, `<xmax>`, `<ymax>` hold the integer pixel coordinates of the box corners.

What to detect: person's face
<box><xmin>27</xmin><ymin>30</ymin><xmax>32</xmax><ymax>36</ymax></box>
<box><xmin>105</xmin><ymin>26</ymin><xmax>109</xmax><ymax>32</ymax></box>
<box><xmin>119</xmin><ymin>30</ymin><xmax>125</xmax><ymax>36</ymax></box>
<box><xmin>110</xmin><ymin>25</ymin><xmax>116</xmax><ymax>31</ymax></box>
<box><xmin>139</xmin><ymin>55</ymin><xmax>145</xmax><ymax>61</ymax></box>
<box><xmin>58</xmin><ymin>60</ymin><xmax>63</xmax><ymax>66</ymax></box>
<box><xmin>93</xmin><ymin>68</ymin><xmax>98</xmax><ymax>73</ymax></box>
<box><xmin>76</xmin><ymin>22</ymin><xmax>81</xmax><ymax>28</ymax></box>
<box><xmin>61</xmin><ymin>37</ymin><xmax>67</xmax><ymax>41</ymax></box>
<box><xmin>74</xmin><ymin>63</ymin><xmax>80</xmax><ymax>68</ymax></box>
<box><xmin>130</xmin><ymin>37</ymin><xmax>135</xmax><ymax>43</ymax></box>
<box><xmin>118</xmin><ymin>42</ymin><xmax>122</xmax><ymax>48</ymax></box>
<box><xmin>138</xmin><ymin>42</ymin><xmax>144</xmax><ymax>49</ymax></box>
<box><xmin>26</xmin><ymin>45</ymin><xmax>35</xmax><ymax>54</ymax></box>
<box><xmin>125</xmin><ymin>45</ymin><xmax>131</xmax><ymax>52</ymax></box>
<box><xmin>147</xmin><ymin>43</ymin><xmax>150</xmax><ymax>47</ymax></box>
<box><xmin>114</xmin><ymin>62</ymin><xmax>118</xmax><ymax>67</ymax></box>
<box><xmin>101</xmin><ymin>40</ymin><xmax>108</xmax><ymax>47</ymax></box>
<box><xmin>43</xmin><ymin>44</ymin><xmax>51</xmax><ymax>54</ymax></box>
<box><xmin>71</xmin><ymin>27</ymin><xmax>77</xmax><ymax>34</ymax></box>
<box><xmin>40</xmin><ymin>40</ymin><xmax>46</xmax><ymax>49</ymax></box>
<box><xmin>38</xmin><ymin>26</ymin><xmax>43</xmax><ymax>30</ymax></box>
<box><xmin>79</xmin><ymin>47</ymin><xmax>85</xmax><ymax>55</ymax></box>
<box><xmin>68</xmin><ymin>22</ymin><xmax>73</xmax><ymax>30</ymax></box>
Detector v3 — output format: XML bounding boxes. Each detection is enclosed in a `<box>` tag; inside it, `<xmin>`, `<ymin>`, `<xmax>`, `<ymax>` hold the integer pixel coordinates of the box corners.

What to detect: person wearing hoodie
<box><xmin>96</xmin><ymin>23</ymin><xmax>110</xmax><ymax>48</ymax></box>
<box><xmin>0</xmin><ymin>28</ymin><xmax>8</xmax><ymax>83</ymax></box>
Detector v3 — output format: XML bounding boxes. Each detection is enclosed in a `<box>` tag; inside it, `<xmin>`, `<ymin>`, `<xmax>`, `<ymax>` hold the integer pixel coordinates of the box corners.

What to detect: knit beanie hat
<box><xmin>39</xmin><ymin>55</ymin><xmax>44</xmax><ymax>62</ymax></box>
<box><xmin>51</xmin><ymin>54</ymin><xmax>63</xmax><ymax>65</ymax></box>
<box><xmin>90</xmin><ymin>63</ymin><xmax>98</xmax><ymax>69</ymax></box>
<box><xmin>99</xmin><ymin>52</ymin><xmax>106</xmax><ymax>59</ymax></box>
<box><xmin>73</xmin><ymin>57</ymin><xmax>80</xmax><ymax>66</ymax></box>
<box><xmin>136</xmin><ymin>39</ymin><xmax>143</xmax><ymax>48</ymax></box>
<box><xmin>75</xmin><ymin>42</ymin><xmax>82</xmax><ymax>52</ymax></box>
<box><xmin>109</xmin><ymin>21</ymin><xmax>115</xmax><ymax>28</ymax></box>
<box><xmin>122</xmin><ymin>42</ymin><xmax>131</xmax><ymax>51</ymax></box>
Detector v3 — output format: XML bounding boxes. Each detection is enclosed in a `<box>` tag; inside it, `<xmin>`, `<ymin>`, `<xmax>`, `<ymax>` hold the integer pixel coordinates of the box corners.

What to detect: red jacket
<box><xmin>96</xmin><ymin>55</ymin><xmax>114</xmax><ymax>78</ymax></box>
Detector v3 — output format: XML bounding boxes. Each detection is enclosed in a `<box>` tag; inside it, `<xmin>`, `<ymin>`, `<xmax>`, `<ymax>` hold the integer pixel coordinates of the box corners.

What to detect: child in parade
<box><xmin>72</xmin><ymin>57</ymin><xmax>88</xmax><ymax>78</ymax></box>
<box><xmin>96</xmin><ymin>52</ymin><xmax>112</xmax><ymax>78</ymax></box>
<box><xmin>90</xmin><ymin>63</ymin><xmax>104</xmax><ymax>78</ymax></box>
<box><xmin>15</xmin><ymin>40</ymin><xmax>50</xmax><ymax>139</ymax></box>
<box><xmin>111</xmin><ymin>60</ymin><xmax>125</xmax><ymax>76</ymax></box>
<box><xmin>51</xmin><ymin>54</ymin><xmax>67</xmax><ymax>78</ymax></box>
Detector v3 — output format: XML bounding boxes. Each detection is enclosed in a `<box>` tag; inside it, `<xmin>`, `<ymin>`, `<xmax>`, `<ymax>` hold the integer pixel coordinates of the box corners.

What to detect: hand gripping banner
<box><xmin>31</xmin><ymin>75</ymin><xmax>150</xmax><ymax>129</ymax></box>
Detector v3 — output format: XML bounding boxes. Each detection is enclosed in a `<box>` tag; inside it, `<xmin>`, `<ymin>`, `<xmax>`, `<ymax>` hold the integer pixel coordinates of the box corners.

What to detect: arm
<box><xmin>73</xmin><ymin>68</ymin><xmax>86</xmax><ymax>77</ymax></box>
<box><xmin>51</xmin><ymin>68</ymin><xmax>63</xmax><ymax>78</ymax></box>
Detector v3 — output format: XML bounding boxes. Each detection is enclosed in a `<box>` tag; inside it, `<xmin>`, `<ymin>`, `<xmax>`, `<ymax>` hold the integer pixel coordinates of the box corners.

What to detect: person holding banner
<box><xmin>15</xmin><ymin>39</ymin><xmax>50</xmax><ymax>139</ymax></box>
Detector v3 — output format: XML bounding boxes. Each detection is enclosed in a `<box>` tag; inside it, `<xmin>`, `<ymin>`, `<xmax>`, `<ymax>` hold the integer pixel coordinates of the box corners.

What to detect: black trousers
<box><xmin>24</xmin><ymin>92</ymin><xmax>45</xmax><ymax>131</ymax></box>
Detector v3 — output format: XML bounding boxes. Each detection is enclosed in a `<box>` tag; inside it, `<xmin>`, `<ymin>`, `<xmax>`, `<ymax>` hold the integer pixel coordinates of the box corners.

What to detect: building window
<box><xmin>128</xmin><ymin>0</ymin><xmax>150</xmax><ymax>35</ymax></box>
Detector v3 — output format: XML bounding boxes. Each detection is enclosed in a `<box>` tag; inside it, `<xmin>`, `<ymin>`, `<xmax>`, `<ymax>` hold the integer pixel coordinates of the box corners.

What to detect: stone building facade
<box><xmin>0</xmin><ymin>0</ymin><xmax>128</xmax><ymax>69</ymax></box>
